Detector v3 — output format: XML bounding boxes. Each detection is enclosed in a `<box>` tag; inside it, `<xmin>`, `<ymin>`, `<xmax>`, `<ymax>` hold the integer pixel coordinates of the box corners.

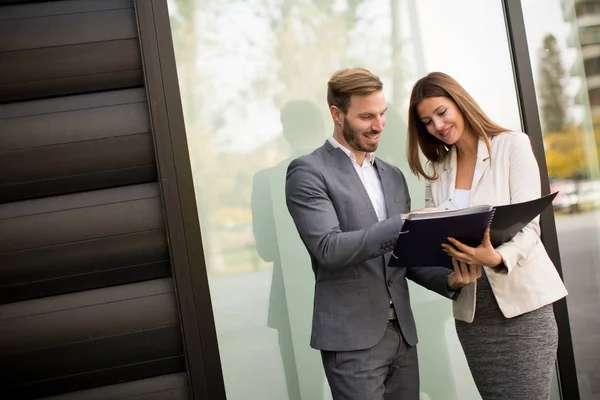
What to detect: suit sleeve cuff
<box><xmin>445</xmin><ymin>272</ymin><xmax>462</xmax><ymax>300</ymax></box>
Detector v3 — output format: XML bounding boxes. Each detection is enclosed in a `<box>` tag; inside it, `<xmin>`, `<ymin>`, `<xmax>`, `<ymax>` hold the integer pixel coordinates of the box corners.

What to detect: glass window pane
<box><xmin>167</xmin><ymin>1</ymin><xmax>519</xmax><ymax>399</ymax></box>
<box><xmin>522</xmin><ymin>0</ymin><xmax>600</xmax><ymax>398</ymax></box>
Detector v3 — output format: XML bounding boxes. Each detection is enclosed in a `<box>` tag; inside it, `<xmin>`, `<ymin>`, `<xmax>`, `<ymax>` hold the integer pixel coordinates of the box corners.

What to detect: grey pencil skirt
<box><xmin>455</xmin><ymin>271</ymin><xmax>558</xmax><ymax>400</ymax></box>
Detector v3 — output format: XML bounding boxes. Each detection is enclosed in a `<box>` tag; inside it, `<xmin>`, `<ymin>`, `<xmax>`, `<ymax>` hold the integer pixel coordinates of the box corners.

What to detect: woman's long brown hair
<box><xmin>407</xmin><ymin>72</ymin><xmax>508</xmax><ymax>180</ymax></box>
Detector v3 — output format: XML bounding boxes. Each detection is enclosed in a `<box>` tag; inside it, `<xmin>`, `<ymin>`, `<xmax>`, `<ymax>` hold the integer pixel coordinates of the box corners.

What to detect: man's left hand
<box><xmin>447</xmin><ymin>258</ymin><xmax>482</xmax><ymax>290</ymax></box>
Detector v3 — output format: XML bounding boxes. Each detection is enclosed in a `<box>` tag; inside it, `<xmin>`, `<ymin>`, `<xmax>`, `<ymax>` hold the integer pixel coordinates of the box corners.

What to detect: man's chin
<box><xmin>360</xmin><ymin>138</ymin><xmax>379</xmax><ymax>153</ymax></box>
<box><xmin>363</xmin><ymin>144</ymin><xmax>378</xmax><ymax>153</ymax></box>
<box><xmin>348</xmin><ymin>139</ymin><xmax>378</xmax><ymax>154</ymax></box>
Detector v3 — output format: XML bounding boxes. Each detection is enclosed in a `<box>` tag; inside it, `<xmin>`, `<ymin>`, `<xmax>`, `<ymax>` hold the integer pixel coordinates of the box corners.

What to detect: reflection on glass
<box><xmin>522</xmin><ymin>0</ymin><xmax>600</xmax><ymax>398</ymax></box>
<box><xmin>167</xmin><ymin>0</ymin><xmax>520</xmax><ymax>398</ymax></box>
<box><xmin>251</xmin><ymin>100</ymin><xmax>326</xmax><ymax>400</ymax></box>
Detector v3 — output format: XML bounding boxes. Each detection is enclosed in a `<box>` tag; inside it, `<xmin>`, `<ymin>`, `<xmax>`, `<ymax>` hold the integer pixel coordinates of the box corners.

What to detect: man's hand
<box><xmin>403</xmin><ymin>208</ymin><xmax>441</xmax><ymax>221</ymax></box>
<box><xmin>442</xmin><ymin>228</ymin><xmax>503</xmax><ymax>267</ymax></box>
<box><xmin>407</xmin><ymin>207</ymin><xmax>441</xmax><ymax>215</ymax></box>
<box><xmin>447</xmin><ymin>258</ymin><xmax>482</xmax><ymax>290</ymax></box>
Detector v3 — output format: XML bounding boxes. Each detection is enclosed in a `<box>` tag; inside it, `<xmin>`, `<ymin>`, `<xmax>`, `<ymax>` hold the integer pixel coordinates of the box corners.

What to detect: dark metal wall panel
<box><xmin>1</xmin><ymin>134</ymin><xmax>152</xmax><ymax>181</ymax></box>
<box><xmin>0</xmin><ymin>88</ymin><xmax>156</xmax><ymax>202</ymax></box>
<box><xmin>0</xmin><ymin>181</ymin><xmax>158</xmax><ymax>218</ymax></box>
<box><xmin>0</xmin><ymin>279</ymin><xmax>183</xmax><ymax>398</ymax></box>
<box><xmin>16</xmin><ymin>357</ymin><xmax>185</xmax><ymax>400</ymax></box>
<box><xmin>0</xmin><ymin>89</ymin><xmax>149</xmax><ymax>146</ymax></box>
<box><xmin>0</xmin><ymin>1</ymin><xmax>142</xmax><ymax>103</ymax></box>
<box><xmin>0</xmin><ymin>0</ymin><xmax>133</xmax><ymax>19</ymax></box>
<box><xmin>0</xmin><ymin>135</ymin><xmax>155</xmax><ymax>201</ymax></box>
<box><xmin>0</xmin><ymin>40</ymin><xmax>143</xmax><ymax>103</ymax></box>
<box><xmin>38</xmin><ymin>373</ymin><xmax>189</xmax><ymax>400</ymax></box>
<box><xmin>0</xmin><ymin>0</ymin><xmax>210</xmax><ymax>397</ymax></box>
<box><xmin>0</xmin><ymin>87</ymin><xmax>145</xmax><ymax>118</ymax></box>
<box><xmin>0</xmin><ymin>184</ymin><xmax>170</xmax><ymax>302</ymax></box>
<box><xmin>2</xmin><ymin>328</ymin><xmax>183</xmax><ymax>398</ymax></box>
<box><xmin>0</xmin><ymin>184</ymin><xmax>163</xmax><ymax>252</ymax></box>
<box><xmin>0</xmin><ymin>278</ymin><xmax>177</xmax><ymax>355</ymax></box>
<box><xmin>0</xmin><ymin>231</ymin><xmax>169</xmax><ymax>303</ymax></box>
<box><xmin>0</xmin><ymin>11</ymin><xmax>137</xmax><ymax>50</ymax></box>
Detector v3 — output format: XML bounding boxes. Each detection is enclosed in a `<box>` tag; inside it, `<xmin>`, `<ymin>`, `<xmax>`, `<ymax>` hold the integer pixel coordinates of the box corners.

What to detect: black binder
<box><xmin>388</xmin><ymin>192</ymin><xmax>558</xmax><ymax>269</ymax></box>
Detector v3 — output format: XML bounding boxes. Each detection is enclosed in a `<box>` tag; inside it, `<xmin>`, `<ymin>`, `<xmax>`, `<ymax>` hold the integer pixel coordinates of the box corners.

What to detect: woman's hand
<box><xmin>442</xmin><ymin>228</ymin><xmax>503</xmax><ymax>267</ymax></box>
<box><xmin>447</xmin><ymin>258</ymin><xmax>482</xmax><ymax>290</ymax></box>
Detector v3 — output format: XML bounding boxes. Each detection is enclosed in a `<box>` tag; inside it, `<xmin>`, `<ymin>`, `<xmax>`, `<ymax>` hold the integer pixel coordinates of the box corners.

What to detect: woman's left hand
<box><xmin>442</xmin><ymin>228</ymin><xmax>503</xmax><ymax>267</ymax></box>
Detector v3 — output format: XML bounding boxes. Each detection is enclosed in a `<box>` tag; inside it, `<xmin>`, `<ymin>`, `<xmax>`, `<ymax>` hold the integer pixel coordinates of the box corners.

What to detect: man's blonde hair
<box><xmin>327</xmin><ymin>68</ymin><xmax>383</xmax><ymax>114</ymax></box>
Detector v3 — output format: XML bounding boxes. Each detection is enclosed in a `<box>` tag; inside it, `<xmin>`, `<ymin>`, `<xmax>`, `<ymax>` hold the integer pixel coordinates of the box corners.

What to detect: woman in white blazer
<box><xmin>406</xmin><ymin>72</ymin><xmax>568</xmax><ymax>400</ymax></box>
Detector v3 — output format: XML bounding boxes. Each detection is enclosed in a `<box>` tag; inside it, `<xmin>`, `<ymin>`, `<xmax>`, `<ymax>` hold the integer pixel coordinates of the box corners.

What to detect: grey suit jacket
<box><xmin>285</xmin><ymin>140</ymin><xmax>453</xmax><ymax>351</ymax></box>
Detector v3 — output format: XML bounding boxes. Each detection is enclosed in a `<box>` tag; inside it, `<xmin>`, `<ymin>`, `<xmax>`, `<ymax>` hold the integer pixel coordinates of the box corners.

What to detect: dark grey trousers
<box><xmin>321</xmin><ymin>320</ymin><xmax>419</xmax><ymax>400</ymax></box>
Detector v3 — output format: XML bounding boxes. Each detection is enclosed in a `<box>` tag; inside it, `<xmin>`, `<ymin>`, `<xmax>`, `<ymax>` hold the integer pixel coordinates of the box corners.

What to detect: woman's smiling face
<box><xmin>416</xmin><ymin>96</ymin><xmax>466</xmax><ymax>145</ymax></box>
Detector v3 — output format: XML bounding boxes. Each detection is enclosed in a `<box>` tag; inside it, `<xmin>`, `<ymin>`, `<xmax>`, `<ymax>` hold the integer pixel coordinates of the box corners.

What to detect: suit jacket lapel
<box><xmin>325</xmin><ymin>141</ymin><xmax>378</xmax><ymax>220</ymax></box>
<box><xmin>375</xmin><ymin>160</ymin><xmax>397</xmax><ymax>270</ymax></box>
<box><xmin>375</xmin><ymin>161</ymin><xmax>395</xmax><ymax>216</ymax></box>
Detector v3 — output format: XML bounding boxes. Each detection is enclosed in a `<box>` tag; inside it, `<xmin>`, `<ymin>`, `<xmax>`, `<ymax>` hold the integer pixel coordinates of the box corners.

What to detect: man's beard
<box><xmin>342</xmin><ymin>116</ymin><xmax>379</xmax><ymax>153</ymax></box>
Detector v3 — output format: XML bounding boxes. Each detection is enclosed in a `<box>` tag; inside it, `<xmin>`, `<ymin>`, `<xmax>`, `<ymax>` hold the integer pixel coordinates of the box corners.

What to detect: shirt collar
<box><xmin>328</xmin><ymin>136</ymin><xmax>375</xmax><ymax>166</ymax></box>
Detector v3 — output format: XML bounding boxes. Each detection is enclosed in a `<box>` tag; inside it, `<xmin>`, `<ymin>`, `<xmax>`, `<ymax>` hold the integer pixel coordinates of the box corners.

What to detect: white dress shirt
<box><xmin>328</xmin><ymin>136</ymin><xmax>388</xmax><ymax>221</ymax></box>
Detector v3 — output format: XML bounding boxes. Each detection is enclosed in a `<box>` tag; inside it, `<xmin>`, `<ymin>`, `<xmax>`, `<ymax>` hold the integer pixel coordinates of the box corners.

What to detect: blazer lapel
<box><xmin>439</xmin><ymin>140</ymin><xmax>489</xmax><ymax>203</ymax></box>
<box><xmin>471</xmin><ymin>139</ymin><xmax>490</xmax><ymax>191</ymax></box>
<box><xmin>441</xmin><ymin>147</ymin><xmax>457</xmax><ymax>201</ymax></box>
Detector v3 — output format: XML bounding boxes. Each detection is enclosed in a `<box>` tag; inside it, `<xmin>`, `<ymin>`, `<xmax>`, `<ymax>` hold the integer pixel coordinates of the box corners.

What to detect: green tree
<box><xmin>537</xmin><ymin>34</ymin><xmax>567</xmax><ymax>133</ymax></box>
<box><xmin>544</xmin><ymin>125</ymin><xmax>587</xmax><ymax>179</ymax></box>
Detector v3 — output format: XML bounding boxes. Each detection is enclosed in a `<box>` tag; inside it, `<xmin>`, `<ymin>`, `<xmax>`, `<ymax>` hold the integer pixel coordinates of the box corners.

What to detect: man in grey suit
<box><xmin>285</xmin><ymin>68</ymin><xmax>479</xmax><ymax>399</ymax></box>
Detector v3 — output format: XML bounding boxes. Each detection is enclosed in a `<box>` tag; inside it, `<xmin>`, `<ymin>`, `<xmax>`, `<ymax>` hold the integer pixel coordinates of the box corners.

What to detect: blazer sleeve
<box><xmin>285</xmin><ymin>157</ymin><xmax>405</xmax><ymax>272</ymax></box>
<box><xmin>494</xmin><ymin>132</ymin><xmax>542</xmax><ymax>274</ymax></box>
<box><xmin>406</xmin><ymin>266</ymin><xmax>456</xmax><ymax>299</ymax></box>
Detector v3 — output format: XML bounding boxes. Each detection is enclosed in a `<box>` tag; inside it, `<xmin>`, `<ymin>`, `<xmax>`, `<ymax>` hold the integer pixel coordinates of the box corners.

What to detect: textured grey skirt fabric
<box><xmin>455</xmin><ymin>271</ymin><xmax>558</xmax><ymax>400</ymax></box>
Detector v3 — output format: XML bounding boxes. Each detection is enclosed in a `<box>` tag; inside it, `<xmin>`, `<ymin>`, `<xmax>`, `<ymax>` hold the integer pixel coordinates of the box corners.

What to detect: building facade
<box><xmin>1</xmin><ymin>0</ymin><xmax>599</xmax><ymax>399</ymax></box>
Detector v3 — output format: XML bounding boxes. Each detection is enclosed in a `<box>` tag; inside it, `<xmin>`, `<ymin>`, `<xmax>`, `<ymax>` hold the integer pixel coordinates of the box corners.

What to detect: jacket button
<box><xmin>388</xmin><ymin>280</ymin><xmax>393</xmax><ymax>286</ymax></box>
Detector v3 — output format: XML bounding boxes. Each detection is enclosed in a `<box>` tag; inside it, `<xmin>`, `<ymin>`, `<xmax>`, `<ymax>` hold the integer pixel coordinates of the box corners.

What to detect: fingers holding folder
<box><xmin>447</xmin><ymin>258</ymin><xmax>482</xmax><ymax>290</ymax></box>
<box><xmin>442</xmin><ymin>228</ymin><xmax>503</xmax><ymax>268</ymax></box>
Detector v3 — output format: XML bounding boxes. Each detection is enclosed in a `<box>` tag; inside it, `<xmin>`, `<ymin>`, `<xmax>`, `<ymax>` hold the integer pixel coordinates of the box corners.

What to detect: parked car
<box><xmin>550</xmin><ymin>180</ymin><xmax>580</xmax><ymax>213</ymax></box>
<box><xmin>577</xmin><ymin>180</ymin><xmax>600</xmax><ymax>209</ymax></box>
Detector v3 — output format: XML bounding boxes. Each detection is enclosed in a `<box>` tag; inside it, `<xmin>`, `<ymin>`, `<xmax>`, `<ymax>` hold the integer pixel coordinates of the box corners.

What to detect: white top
<box><xmin>439</xmin><ymin>189</ymin><xmax>471</xmax><ymax>210</ymax></box>
<box><xmin>328</xmin><ymin>136</ymin><xmax>388</xmax><ymax>221</ymax></box>
<box><xmin>452</xmin><ymin>189</ymin><xmax>471</xmax><ymax>209</ymax></box>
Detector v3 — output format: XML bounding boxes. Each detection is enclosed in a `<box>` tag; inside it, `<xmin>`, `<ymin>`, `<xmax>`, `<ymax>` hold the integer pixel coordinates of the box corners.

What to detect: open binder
<box><xmin>388</xmin><ymin>192</ymin><xmax>558</xmax><ymax>269</ymax></box>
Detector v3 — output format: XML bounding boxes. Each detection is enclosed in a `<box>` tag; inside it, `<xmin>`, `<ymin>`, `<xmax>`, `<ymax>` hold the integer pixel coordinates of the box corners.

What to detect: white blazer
<box><xmin>425</xmin><ymin>131</ymin><xmax>568</xmax><ymax>322</ymax></box>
